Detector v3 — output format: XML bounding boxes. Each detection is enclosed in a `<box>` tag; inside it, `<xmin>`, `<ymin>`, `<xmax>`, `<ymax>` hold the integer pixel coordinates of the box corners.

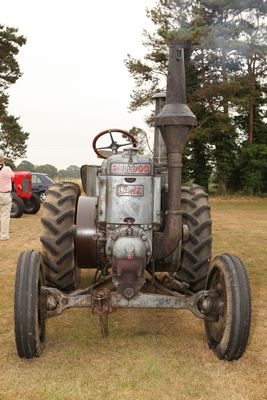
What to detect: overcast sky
<box><xmin>1</xmin><ymin>0</ymin><xmax>157</xmax><ymax>169</ymax></box>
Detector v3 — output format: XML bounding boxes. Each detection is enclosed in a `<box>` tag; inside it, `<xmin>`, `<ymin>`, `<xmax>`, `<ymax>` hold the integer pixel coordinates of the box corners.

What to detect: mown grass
<box><xmin>0</xmin><ymin>198</ymin><xmax>266</xmax><ymax>400</ymax></box>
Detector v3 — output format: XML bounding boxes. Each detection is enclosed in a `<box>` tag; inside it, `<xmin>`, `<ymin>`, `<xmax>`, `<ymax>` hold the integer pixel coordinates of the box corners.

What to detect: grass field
<box><xmin>0</xmin><ymin>197</ymin><xmax>266</xmax><ymax>400</ymax></box>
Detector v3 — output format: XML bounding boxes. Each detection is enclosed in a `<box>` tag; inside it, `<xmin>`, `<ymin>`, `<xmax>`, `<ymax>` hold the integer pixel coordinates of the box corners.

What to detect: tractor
<box><xmin>14</xmin><ymin>45</ymin><xmax>251</xmax><ymax>360</ymax></box>
<box><xmin>11</xmin><ymin>171</ymin><xmax>41</xmax><ymax>217</ymax></box>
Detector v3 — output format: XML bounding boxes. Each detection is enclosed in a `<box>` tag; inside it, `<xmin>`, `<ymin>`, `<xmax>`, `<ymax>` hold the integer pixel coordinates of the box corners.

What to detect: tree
<box><xmin>0</xmin><ymin>114</ymin><xmax>29</xmax><ymax>160</ymax></box>
<box><xmin>230</xmin><ymin>1</ymin><xmax>267</xmax><ymax>143</ymax></box>
<box><xmin>125</xmin><ymin>1</ymin><xmax>214</xmax><ymax>188</ymax></box>
<box><xmin>230</xmin><ymin>143</ymin><xmax>267</xmax><ymax>194</ymax></box>
<box><xmin>65</xmin><ymin>165</ymin><xmax>80</xmax><ymax>179</ymax></box>
<box><xmin>0</xmin><ymin>25</ymin><xmax>28</xmax><ymax>163</ymax></box>
<box><xmin>16</xmin><ymin>160</ymin><xmax>35</xmax><ymax>172</ymax></box>
<box><xmin>182</xmin><ymin>136</ymin><xmax>213</xmax><ymax>189</ymax></box>
<box><xmin>0</xmin><ymin>93</ymin><xmax>8</xmax><ymax>116</ymax></box>
<box><xmin>0</xmin><ymin>25</ymin><xmax>26</xmax><ymax>92</ymax></box>
<box><xmin>195</xmin><ymin>1</ymin><xmax>267</xmax><ymax>191</ymax></box>
<box><xmin>125</xmin><ymin>0</ymin><xmax>267</xmax><ymax>193</ymax></box>
<box><xmin>129</xmin><ymin>126</ymin><xmax>153</xmax><ymax>156</ymax></box>
<box><xmin>125</xmin><ymin>0</ymin><xmax>221</xmax><ymax>189</ymax></box>
<box><xmin>125</xmin><ymin>0</ymin><xmax>196</xmax><ymax>112</ymax></box>
<box><xmin>35</xmin><ymin>164</ymin><xmax>58</xmax><ymax>179</ymax></box>
<box><xmin>57</xmin><ymin>169</ymin><xmax>69</xmax><ymax>179</ymax></box>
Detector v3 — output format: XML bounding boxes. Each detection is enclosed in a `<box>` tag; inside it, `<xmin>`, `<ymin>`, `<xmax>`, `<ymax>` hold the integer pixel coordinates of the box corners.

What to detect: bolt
<box><xmin>141</xmin><ymin>235</ymin><xmax>147</xmax><ymax>241</ymax></box>
<box><xmin>111</xmin><ymin>233</ymin><xmax>118</xmax><ymax>241</ymax></box>
<box><xmin>106</xmin><ymin>247</ymin><xmax>112</xmax><ymax>255</ymax></box>
<box><xmin>47</xmin><ymin>296</ymin><xmax>58</xmax><ymax>311</ymax></box>
<box><xmin>199</xmin><ymin>296</ymin><xmax>213</xmax><ymax>314</ymax></box>
<box><xmin>124</xmin><ymin>287</ymin><xmax>135</xmax><ymax>299</ymax></box>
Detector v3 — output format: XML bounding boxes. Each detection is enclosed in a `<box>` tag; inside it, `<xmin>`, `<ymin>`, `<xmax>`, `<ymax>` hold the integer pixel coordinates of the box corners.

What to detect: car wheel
<box><xmin>11</xmin><ymin>193</ymin><xmax>25</xmax><ymax>218</ymax></box>
<box><xmin>39</xmin><ymin>191</ymin><xmax>47</xmax><ymax>202</ymax></box>
<box><xmin>23</xmin><ymin>193</ymin><xmax>41</xmax><ymax>214</ymax></box>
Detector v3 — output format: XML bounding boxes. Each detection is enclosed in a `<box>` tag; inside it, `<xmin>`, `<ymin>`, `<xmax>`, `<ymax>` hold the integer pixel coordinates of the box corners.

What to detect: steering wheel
<box><xmin>92</xmin><ymin>129</ymin><xmax>137</xmax><ymax>159</ymax></box>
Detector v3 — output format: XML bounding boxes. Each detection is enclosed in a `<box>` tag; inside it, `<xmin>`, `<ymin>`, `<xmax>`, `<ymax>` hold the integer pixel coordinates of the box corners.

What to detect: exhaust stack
<box><xmin>153</xmin><ymin>45</ymin><xmax>197</xmax><ymax>260</ymax></box>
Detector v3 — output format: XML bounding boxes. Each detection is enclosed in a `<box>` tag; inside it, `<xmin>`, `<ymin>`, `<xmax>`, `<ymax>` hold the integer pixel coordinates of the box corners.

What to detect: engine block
<box><xmin>97</xmin><ymin>148</ymin><xmax>161</xmax><ymax>297</ymax></box>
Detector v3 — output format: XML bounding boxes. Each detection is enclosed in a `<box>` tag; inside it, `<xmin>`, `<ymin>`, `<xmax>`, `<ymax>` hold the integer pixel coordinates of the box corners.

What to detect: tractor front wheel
<box><xmin>205</xmin><ymin>254</ymin><xmax>251</xmax><ymax>361</ymax></box>
<box><xmin>14</xmin><ymin>250</ymin><xmax>46</xmax><ymax>358</ymax></box>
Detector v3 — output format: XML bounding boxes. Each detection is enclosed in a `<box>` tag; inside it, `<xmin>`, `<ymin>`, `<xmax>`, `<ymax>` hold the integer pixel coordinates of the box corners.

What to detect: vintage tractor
<box><xmin>14</xmin><ymin>45</ymin><xmax>251</xmax><ymax>360</ymax></box>
<box><xmin>11</xmin><ymin>171</ymin><xmax>41</xmax><ymax>217</ymax></box>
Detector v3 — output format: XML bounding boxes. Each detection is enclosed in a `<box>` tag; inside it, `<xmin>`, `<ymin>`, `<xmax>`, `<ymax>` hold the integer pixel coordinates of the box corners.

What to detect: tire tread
<box><xmin>40</xmin><ymin>182</ymin><xmax>80</xmax><ymax>291</ymax></box>
<box><xmin>176</xmin><ymin>184</ymin><xmax>212</xmax><ymax>291</ymax></box>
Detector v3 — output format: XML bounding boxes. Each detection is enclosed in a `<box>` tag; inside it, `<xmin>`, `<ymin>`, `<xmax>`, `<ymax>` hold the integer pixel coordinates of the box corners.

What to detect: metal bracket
<box><xmin>91</xmin><ymin>289</ymin><xmax>112</xmax><ymax>337</ymax></box>
<box><xmin>42</xmin><ymin>287</ymin><xmax>216</xmax><ymax>322</ymax></box>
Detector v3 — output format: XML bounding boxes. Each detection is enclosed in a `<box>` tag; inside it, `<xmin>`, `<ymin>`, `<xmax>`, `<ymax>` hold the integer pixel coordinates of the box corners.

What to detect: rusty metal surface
<box><xmin>152</xmin><ymin>93</ymin><xmax>167</xmax><ymax>168</ymax></box>
<box><xmin>91</xmin><ymin>289</ymin><xmax>112</xmax><ymax>337</ymax></box>
<box><xmin>80</xmin><ymin>165</ymin><xmax>99</xmax><ymax>196</ymax></box>
<box><xmin>75</xmin><ymin>196</ymin><xmax>97</xmax><ymax>268</ymax></box>
<box><xmin>153</xmin><ymin>46</ymin><xmax>197</xmax><ymax>261</ymax></box>
<box><xmin>105</xmin><ymin>175</ymin><xmax>155</xmax><ymax>225</ymax></box>
<box><xmin>111</xmin><ymin>291</ymin><xmax>212</xmax><ymax>320</ymax></box>
<box><xmin>112</xmin><ymin>256</ymin><xmax>146</xmax><ymax>298</ymax></box>
<box><xmin>155</xmin><ymin>46</ymin><xmax>197</xmax><ymax>127</ymax></box>
<box><xmin>91</xmin><ymin>289</ymin><xmax>112</xmax><ymax>315</ymax></box>
<box><xmin>113</xmin><ymin>258</ymin><xmax>145</xmax><ymax>279</ymax></box>
<box><xmin>153</xmin><ymin>152</ymin><xmax>183</xmax><ymax>260</ymax></box>
<box><xmin>43</xmin><ymin>286</ymin><xmax>216</xmax><ymax>321</ymax></box>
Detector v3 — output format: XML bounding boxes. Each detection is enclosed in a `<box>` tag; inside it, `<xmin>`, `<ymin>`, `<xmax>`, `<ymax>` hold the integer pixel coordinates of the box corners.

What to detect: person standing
<box><xmin>0</xmin><ymin>150</ymin><xmax>15</xmax><ymax>240</ymax></box>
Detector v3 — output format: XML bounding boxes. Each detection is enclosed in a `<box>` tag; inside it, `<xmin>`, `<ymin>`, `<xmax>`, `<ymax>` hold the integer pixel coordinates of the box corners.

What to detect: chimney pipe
<box><xmin>153</xmin><ymin>45</ymin><xmax>197</xmax><ymax>261</ymax></box>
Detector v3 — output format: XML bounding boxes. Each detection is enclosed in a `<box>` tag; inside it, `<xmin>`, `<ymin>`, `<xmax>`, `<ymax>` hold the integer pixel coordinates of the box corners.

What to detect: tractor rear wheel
<box><xmin>23</xmin><ymin>192</ymin><xmax>41</xmax><ymax>214</ymax></box>
<box><xmin>40</xmin><ymin>182</ymin><xmax>81</xmax><ymax>291</ymax></box>
<box><xmin>205</xmin><ymin>254</ymin><xmax>251</xmax><ymax>360</ymax></box>
<box><xmin>11</xmin><ymin>193</ymin><xmax>25</xmax><ymax>218</ymax></box>
<box><xmin>14</xmin><ymin>250</ymin><xmax>46</xmax><ymax>358</ymax></box>
<box><xmin>175</xmin><ymin>184</ymin><xmax>212</xmax><ymax>292</ymax></box>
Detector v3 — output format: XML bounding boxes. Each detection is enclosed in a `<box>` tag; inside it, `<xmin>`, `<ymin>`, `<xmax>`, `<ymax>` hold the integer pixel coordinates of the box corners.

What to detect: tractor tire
<box><xmin>175</xmin><ymin>184</ymin><xmax>212</xmax><ymax>292</ymax></box>
<box><xmin>205</xmin><ymin>254</ymin><xmax>251</xmax><ymax>361</ymax></box>
<box><xmin>11</xmin><ymin>193</ymin><xmax>25</xmax><ymax>218</ymax></box>
<box><xmin>14</xmin><ymin>250</ymin><xmax>46</xmax><ymax>358</ymax></box>
<box><xmin>40</xmin><ymin>182</ymin><xmax>81</xmax><ymax>291</ymax></box>
<box><xmin>23</xmin><ymin>192</ymin><xmax>41</xmax><ymax>214</ymax></box>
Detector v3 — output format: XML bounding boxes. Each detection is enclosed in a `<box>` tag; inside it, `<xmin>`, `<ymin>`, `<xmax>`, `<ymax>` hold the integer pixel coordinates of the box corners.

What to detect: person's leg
<box><xmin>1</xmin><ymin>194</ymin><xmax>12</xmax><ymax>240</ymax></box>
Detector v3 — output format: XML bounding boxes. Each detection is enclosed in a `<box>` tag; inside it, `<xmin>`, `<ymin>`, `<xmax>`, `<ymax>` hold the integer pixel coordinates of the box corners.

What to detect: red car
<box><xmin>11</xmin><ymin>171</ymin><xmax>41</xmax><ymax>218</ymax></box>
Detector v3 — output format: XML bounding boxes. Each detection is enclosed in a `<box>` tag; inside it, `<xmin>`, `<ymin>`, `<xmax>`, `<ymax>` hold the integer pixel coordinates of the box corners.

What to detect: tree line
<box><xmin>126</xmin><ymin>0</ymin><xmax>267</xmax><ymax>194</ymax></box>
<box><xmin>16</xmin><ymin>160</ymin><xmax>80</xmax><ymax>179</ymax></box>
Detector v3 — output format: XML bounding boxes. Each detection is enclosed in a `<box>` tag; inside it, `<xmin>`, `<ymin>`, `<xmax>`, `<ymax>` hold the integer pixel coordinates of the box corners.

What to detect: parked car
<box><xmin>31</xmin><ymin>172</ymin><xmax>54</xmax><ymax>202</ymax></box>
